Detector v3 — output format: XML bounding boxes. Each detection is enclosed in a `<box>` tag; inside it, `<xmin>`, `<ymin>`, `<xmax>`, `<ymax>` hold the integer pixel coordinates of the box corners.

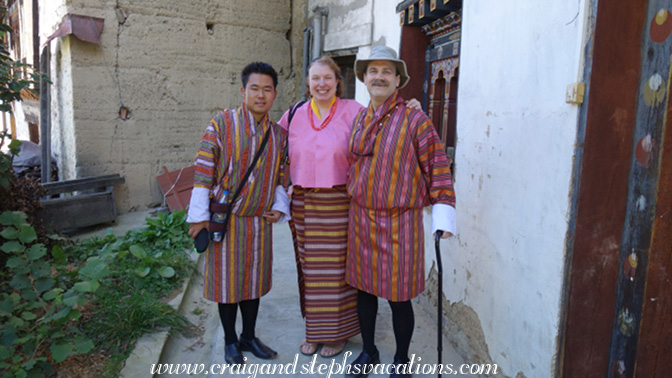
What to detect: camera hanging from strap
<box><xmin>207</xmin><ymin>126</ymin><xmax>273</xmax><ymax>242</ymax></box>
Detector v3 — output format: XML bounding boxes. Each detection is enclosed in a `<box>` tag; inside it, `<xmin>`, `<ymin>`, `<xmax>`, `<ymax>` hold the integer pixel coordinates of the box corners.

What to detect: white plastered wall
<box><xmin>437</xmin><ymin>1</ymin><xmax>589</xmax><ymax>376</ymax></box>
<box><xmin>41</xmin><ymin>1</ymin><xmax>75</xmax><ymax>180</ymax></box>
<box><xmin>310</xmin><ymin>1</ymin><xmax>589</xmax><ymax>376</ymax></box>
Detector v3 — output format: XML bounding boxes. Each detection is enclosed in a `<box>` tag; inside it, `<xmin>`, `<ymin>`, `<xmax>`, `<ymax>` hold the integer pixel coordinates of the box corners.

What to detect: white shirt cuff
<box><xmin>271</xmin><ymin>185</ymin><xmax>291</xmax><ymax>223</ymax></box>
<box><xmin>431</xmin><ymin>203</ymin><xmax>456</xmax><ymax>236</ymax></box>
<box><xmin>187</xmin><ymin>187</ymin><xmax>210</xmax><ymax>223</ymax></box>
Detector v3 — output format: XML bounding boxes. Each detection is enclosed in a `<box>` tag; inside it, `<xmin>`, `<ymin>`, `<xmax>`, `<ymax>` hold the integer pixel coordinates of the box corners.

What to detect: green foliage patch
<box><xmin>0</xmin><ymin>208</ymin><xmax>196</xmax><ymax>378</ymax></box>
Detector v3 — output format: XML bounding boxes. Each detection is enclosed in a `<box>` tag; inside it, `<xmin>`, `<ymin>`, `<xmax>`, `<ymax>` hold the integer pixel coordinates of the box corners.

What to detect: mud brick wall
<box><xmin>44</xmin><ymin>0</ymin><xmax>307</xmax><ymax>212</ymax></box>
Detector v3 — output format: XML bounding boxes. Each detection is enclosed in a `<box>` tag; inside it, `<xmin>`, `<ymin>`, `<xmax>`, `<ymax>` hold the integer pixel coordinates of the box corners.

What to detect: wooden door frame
<box><xmin>560</xmin><ymin>0</ymin><xmax>671</xmax><ymax>376</ymax></box>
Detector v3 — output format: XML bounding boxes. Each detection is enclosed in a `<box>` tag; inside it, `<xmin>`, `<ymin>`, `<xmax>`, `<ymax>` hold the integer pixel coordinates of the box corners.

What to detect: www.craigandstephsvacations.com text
<box><xmin>150</xmin><ymin>351</ymin><xmax>499</xmax><ymax>377</ymax></box>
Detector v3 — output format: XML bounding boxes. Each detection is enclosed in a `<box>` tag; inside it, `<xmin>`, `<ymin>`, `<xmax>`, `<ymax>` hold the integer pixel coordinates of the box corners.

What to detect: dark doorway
<box><xmin>332</xmin><ymin>54</ymin><xmax>356</xmax><ymax>100</ymax></box>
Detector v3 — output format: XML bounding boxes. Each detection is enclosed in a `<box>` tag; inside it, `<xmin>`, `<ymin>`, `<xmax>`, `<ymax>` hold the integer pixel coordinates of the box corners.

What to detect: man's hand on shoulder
<box><xmin>405</xmin><ymin>98</ymin><xmax>422</xmax><ymax>110</ymax></box>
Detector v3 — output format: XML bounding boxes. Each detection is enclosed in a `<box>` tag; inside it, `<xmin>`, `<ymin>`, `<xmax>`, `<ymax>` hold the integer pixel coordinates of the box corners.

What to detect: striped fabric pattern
<box><xmin>348</xmin><ymin>204</ymin><xmax>425</xmax><ymax>301</ymax></box>
<box><xmin>290</xmin><ymin>186</ymin><xmax>360</xmax><ymax>343</ymax></box>
<box><xmin>193</xmin><ymin>105</ymin><xmax>285</xmax><ymax>303</ymax></box>
<box><xmin>346</xmin><ymin>91</ymin><xmax>456</xmax><ymax>301</ymax></box>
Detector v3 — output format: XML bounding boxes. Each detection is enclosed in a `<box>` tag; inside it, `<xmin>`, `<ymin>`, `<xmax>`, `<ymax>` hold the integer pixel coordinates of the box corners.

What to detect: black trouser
<box><xmin>218</xmin><ymin>298</ymin><xmax>260</xmax><ymax>345</ymax></box>
<box><xmin>357</xmin><ymin>290</ymin><xmax>414</xmax><ymax>362</ymax></box>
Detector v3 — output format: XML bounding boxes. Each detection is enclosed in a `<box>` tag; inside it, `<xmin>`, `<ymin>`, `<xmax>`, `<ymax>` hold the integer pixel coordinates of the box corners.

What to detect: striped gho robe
<box><xmin>346</xmin><ymin>91</ymin><xmax>456</xmax><ymax>302</ymax></box>
<box><xmin>192</xmin><ymin>104</ymin><xmax>286</xmax><ymax>303</ymax></box>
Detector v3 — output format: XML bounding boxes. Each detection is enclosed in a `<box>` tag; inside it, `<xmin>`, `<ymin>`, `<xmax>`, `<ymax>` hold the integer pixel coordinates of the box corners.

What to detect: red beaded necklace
<box><xmin>308</xmin><ymin>98</ymin><xmax>338</xmax><ymax>131</ymax></box>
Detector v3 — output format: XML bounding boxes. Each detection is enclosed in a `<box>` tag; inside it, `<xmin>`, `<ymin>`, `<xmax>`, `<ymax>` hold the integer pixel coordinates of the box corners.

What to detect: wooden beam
<box><xmin>39</xmin><ymin>191</ymin><xmax>117</xmax><ymax>231</ymax></box>
<box><xmin>41</xmin><ymin>174</ymin><xmax>125</xmax><ymax>195</ymax></box>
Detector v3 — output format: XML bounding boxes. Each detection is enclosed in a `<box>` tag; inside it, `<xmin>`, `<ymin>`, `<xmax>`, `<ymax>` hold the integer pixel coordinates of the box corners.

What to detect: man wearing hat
<box><xmin>344</xmin><ymin>45</ymin><xmax>456</xmax><ymax>378</ymax></box>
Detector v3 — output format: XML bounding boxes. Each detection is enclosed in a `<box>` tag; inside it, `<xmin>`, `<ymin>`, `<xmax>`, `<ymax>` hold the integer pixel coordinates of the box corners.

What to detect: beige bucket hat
<box><xmin>354</xmin><ymin>45</ymin><xmax>410</xmax><ymax>89</ymax></box>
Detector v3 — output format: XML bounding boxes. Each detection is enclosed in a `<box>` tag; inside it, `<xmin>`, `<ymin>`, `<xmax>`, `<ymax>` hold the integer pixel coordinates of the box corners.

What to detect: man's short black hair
<box><xmin>241</xmin><ymin>62</ymin><xmax>278</xmax><ymax>89</ymax></box>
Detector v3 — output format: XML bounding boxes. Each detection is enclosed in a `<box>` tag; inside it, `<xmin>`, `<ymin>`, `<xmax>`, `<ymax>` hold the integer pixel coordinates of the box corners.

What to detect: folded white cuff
<box><xmin>431</xmin><ymin>203</ymin><xmax>456</xmax><ymax>236</ymax></box>
<box><xmin>271</xmin><ymin>185</ymin><xmax>291</xmax><ymax>223</ymax></box>
<box><xmin>188</xmin><ymin>185</ymin><xmax>291</xmax><ymax>224</ymax></box>
<box><xmin>186</xmin><ymin>187</ymin><xmax>211</xmax><ymax>223</ymax></box>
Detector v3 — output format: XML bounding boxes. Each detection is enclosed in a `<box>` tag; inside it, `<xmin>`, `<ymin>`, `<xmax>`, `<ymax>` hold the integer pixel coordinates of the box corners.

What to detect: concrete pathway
<box><xmin>71</xmin><ymin>210</ymin><xmax>475</xmax><ymax>378</ymax></box>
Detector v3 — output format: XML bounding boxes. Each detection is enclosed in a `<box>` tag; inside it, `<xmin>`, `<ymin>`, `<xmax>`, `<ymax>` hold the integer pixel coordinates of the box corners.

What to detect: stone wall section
<box><xmin>44</xmin><ymin>0</ymin><xmax>306</xmax><ymax>212</ymax></box>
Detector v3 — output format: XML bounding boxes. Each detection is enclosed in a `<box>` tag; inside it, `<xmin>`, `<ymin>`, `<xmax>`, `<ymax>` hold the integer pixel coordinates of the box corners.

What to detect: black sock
<box><xmin>389</xmin><ymin>300</ymin><xmax>414</xmax><ymax>362</ymax></box>
<box><xmin>218</xmin><ymin>302</ymin><xmax>239</xmax><ymax>345</ymax></box>
<box><xmin>239</xmin><ymin>298</ymin><xmax>260</xmax><ymax>340</ymax></box>
<box><xmin>357</xmin><ymin>290</ymin><xmax>378</xmax><ymax>355</ymax></box>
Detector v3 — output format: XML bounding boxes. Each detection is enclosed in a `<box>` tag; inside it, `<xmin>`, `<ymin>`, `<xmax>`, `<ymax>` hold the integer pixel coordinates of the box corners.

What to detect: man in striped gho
<box><xmin>187</xmin><ymin>62</ymin><xmax>290</xmax><ymax>366</ymax></box>
<box><xmin>344</xmin><ymin>46</ymin><xmax>457</xmax><ymax>378</ymax></box>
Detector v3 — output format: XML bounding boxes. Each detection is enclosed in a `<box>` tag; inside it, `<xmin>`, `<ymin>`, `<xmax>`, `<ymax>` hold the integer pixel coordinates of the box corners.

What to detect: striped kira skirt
<box><xmin>289</xmin><ymin>185</ymin><xmax>360</xmax><ymax>343</ymax></box>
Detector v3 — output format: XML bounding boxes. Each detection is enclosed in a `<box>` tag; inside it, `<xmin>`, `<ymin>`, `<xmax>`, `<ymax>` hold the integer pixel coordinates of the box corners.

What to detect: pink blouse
<box><xmin>278</xmin><ymin>99</ymin><xmax>365</xmax><ymax>188</ymax></box>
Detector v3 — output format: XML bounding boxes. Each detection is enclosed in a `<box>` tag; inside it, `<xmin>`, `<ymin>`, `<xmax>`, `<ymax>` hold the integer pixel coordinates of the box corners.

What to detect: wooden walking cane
<box><xmin>435</xmin><ymin>230</ymin><xmax>444</xmax><ymax>378</ymax></box>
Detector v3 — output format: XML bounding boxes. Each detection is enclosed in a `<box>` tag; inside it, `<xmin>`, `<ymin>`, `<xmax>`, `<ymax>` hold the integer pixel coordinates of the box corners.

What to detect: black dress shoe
<box><xmin>345</xmin><ymin>349</ymin><xmax>380</xmax><ymax>378</ymax></box>
<box><xmin>224</xmin><ymin>342</ymin><xmax>244</xmax><ymax>365</ymax></box>
<box><xmin>239</xmin><ymin>335</ymin><xmax>278</xmax><ymax>359</ymax></box>
<box><xmin>389</xmin><ymin>358</ymin><xmax>411</xmax><ymax>378</ymax></box>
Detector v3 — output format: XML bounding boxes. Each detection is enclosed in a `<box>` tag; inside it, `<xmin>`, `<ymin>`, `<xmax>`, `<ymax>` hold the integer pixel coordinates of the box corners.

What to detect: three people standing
<box><xmin>187</xmin><ymin>46</ymin><xmax>456</xmax><ymax>377</ymax></box>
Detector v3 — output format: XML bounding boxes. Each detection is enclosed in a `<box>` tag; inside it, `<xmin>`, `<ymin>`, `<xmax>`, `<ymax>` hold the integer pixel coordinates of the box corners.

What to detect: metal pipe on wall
<box><xmin>301</xmin><ymin>26</ymin><xmax>312</xmax><ymax>101</ymax></box>
<box><xmin>311</xmin><ymin>6</ymin><xmax>328</xmax><ymax>60</ymax></box>
<box><xmin>39</xmin><ymin>43</ymin><xmax>51</xmax><ymax>183</ymax></box>
<box><xmin>33</xmin><ymin>0</ymin><xmax>39</xmax><ymax>71</ymax></box>
<box><xmin>311</xmin><ymin>16</ymin><xmax>321</xmax><ymax>60</ymax></box>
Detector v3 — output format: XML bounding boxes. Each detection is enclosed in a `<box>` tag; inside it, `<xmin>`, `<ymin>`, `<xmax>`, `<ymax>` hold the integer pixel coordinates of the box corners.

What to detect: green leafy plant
<box><xmin>141</xmin><ymin>209</ymin><xmax>193</xmax><ymax>251</ymax></box>
<box><xmin>0</xmin><ymin>131</ymin><xmax>20</xmax><ymax>189</ymax></box>
<box><xmin>50</xmin><ymin>210</ymin><xmax>194</xmax><ymax>376</ymax></box>
<box><xmin>129</xmin><ymin>244</ymin><xmax>175</xmax><ymax>278</ymax></box>
<box><xmin>67</xmin><ymin>210</ymin><xmax>195</xmax><ymax>298</ymax></box>
<box><xmin>0</xmin><ymin>131</ymin><xmax>49</xmax><ymax>289</ymax></box>
<box><xmin>0</xmin><ymin>211</ymin><xmax>101</xmax><ymax>378</ymax></box>
<box><xmin>0</xmin><ymin>1</ymin><xmax>50</xmax><ymax>247</ymax></box>
<box><xmin>127</xmin><ymin>210</ymin><xmax>191</xmax><ymax>278</ymax></box>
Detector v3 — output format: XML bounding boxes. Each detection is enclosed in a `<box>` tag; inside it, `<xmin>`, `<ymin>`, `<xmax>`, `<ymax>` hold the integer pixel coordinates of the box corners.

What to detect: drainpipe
<box><xmin>311</xmin><ymin>6</ymin><xmax>328</xmax><ymax>60</ymax></box>
<box><xmin>33</xmin><ymin>0</ymin><xmax>39</xmax><ymax>71</ymax></box>
<box><xmin>301</xmin><ymin>26</ymin><xmax>311</xmax><ymax>101</ymax></box>
<box><xmin>39</xmin><ymin>43</ymin><xmax>51</xmax><ymax>183</ymax></box>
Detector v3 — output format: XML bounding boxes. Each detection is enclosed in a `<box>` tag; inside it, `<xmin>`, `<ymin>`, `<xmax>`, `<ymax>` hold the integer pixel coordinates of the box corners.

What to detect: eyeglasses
<box><xmin>349</xmin><ymin>125</ymin><xmax>377</xmax><ymax>157</ymax></box>
<box><xmin>351</xmin><ymin>149</ymin><xmax>373</xmax><ymax>157</ymax></box>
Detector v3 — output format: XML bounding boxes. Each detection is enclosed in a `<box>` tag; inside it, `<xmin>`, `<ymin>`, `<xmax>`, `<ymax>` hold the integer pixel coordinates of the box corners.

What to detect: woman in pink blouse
<box><xmin>278</xmin><ymin>56</ymin><xmax>364</xmax><ymax>358</ymax></box>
